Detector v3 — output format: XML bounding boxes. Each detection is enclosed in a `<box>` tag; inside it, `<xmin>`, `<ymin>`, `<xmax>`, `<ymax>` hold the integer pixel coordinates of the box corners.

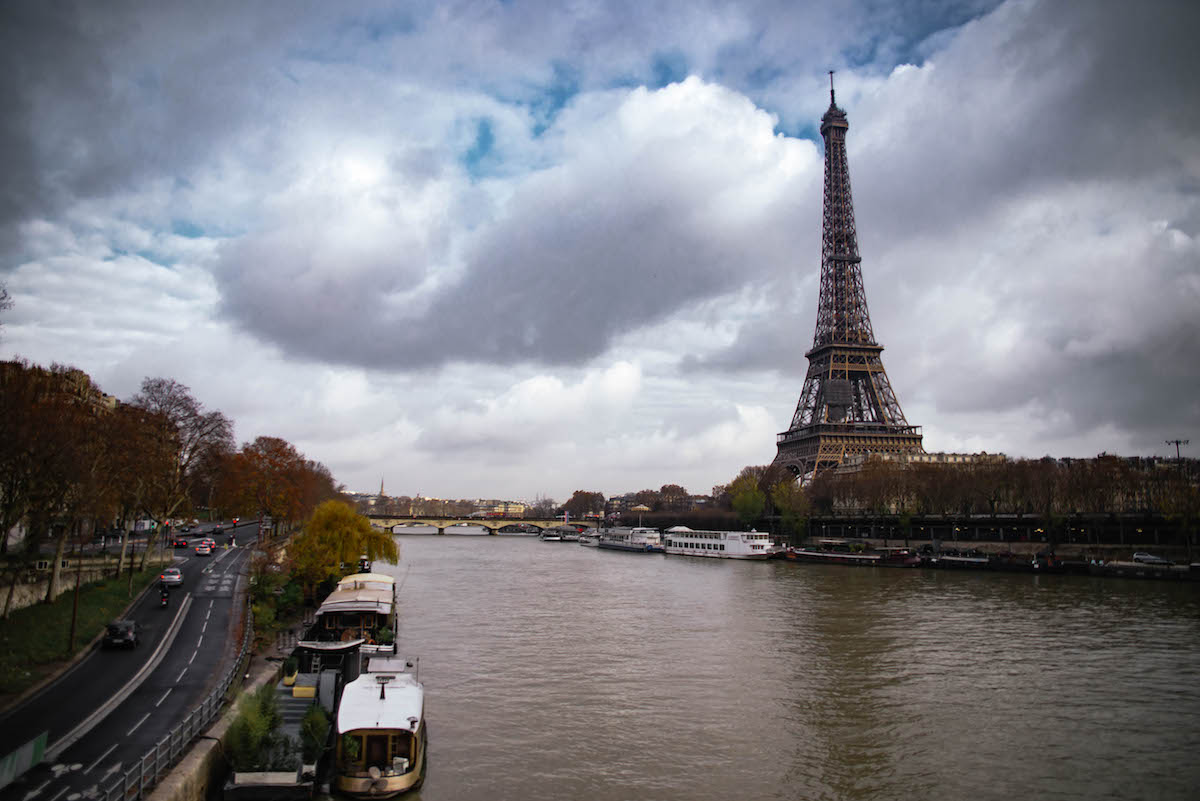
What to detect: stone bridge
<box><xmin>368</xmin><ymin>515</ymin><xmax>598</xmax><ymax>535</ymax></box>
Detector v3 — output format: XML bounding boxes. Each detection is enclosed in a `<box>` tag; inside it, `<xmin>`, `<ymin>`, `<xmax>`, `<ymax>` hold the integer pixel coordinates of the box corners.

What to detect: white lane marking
<box><xmin>188</xmin><ymin>649</ymin><xmax>198</xmax><ymax>665</ymax></box>
<box><xmin>201</xmin><ymin>620</ymin><xmax>208</xmax><ymax>634</ymax></box>
<box><xmin>23</xmin><ymin>778</ymin><xmax>51</xmax><ymax>800</ymax></box>
<box><xmin>196</xmin><ymin>636</ymin><xmax>203</xmax><ymax>649</ymax></box>
<box><xmin>176</xmin><ymin>667</ymin><xmax>188</xmax><ymax>682</ymax></box>
<box><xmin>46</xmin><ymin>787</ymin><xmax>70</xmax><ymax>801</ymax></box>
<box><xmin>155</xmin><ymin>688</ymin><xmax>172</xmax><ymax>708</ymax></box>
<box><xmin>126</xmin><ymin>713</ymin><xmax>150</xmax><ymax>736</ymax></box>
<box><xmin>205</xmin><ymin>609</ymin><xmax>211</xmax><ymax>620</ymax></box>
<box><xmin>83</xmin><ymin>744</ymin><xmax>119</xmax><ymax>774</ymax></box>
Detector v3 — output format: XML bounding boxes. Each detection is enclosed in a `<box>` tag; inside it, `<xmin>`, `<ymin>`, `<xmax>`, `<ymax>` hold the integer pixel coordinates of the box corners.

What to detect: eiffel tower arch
<box><xmin>774</xmin><ymin>76</ymin><xmax>923</xmax><ymax>483</ymax></box>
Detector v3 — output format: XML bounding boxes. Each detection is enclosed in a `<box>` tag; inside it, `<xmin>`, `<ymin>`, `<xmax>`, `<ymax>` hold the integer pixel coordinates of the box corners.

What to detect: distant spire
<box><xmin>379</xmin><ymin>476</ymin><xmax>385</xmax><ymax>497</ymax></box>
<box><xmin>829</xmin><ymin>70</ymin><xmax>836</xmax><ymax>105</ymax></box>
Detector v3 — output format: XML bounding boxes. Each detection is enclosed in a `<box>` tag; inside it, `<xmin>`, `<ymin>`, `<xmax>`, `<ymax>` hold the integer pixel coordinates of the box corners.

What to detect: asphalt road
<box><xmin>0</xmin><ymin>522</ymin><xmax>256</xmax><ymax>801</ymax></box>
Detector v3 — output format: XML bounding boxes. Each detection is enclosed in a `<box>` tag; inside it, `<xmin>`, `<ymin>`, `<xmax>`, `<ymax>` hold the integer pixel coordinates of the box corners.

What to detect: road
<box><xmin>0</xmin><ymin>522</ymin><xmax>256</xmax><ymax>801</ymax></box>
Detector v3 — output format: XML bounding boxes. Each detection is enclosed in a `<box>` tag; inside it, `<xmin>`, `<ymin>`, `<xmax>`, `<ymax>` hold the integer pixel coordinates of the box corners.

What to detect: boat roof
<box><xmin>337</xmin><ymin>667</ymin><xmax>423</xmax><ymax>734</ymax></box>
<box><xmin>337</xmin><ymin>572</ymin><xmax>394</xmax><ymax>589</ymax></box>
<box><xmin>315</xmin><ymin>587</ymin><xmax>393</xmax><ymax>616</ymax></box>
<box><xmin>315</xmin><ymin>577</ymin><xmax>395</xmax><ymax>617</ymax></box>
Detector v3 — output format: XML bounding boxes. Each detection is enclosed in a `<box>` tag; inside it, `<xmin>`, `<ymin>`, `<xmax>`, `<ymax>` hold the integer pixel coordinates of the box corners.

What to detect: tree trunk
<box><xmin>44</xmin><ymin>527</ymin><xmax>68</xmax><ymax>604</ymax></box>
<box><xmin>116</xmin><ymin>530</ymin><xmax>130</xmax><ymax>579</ymax></box>
<box><xmin>69</xmin><ymin>532</ymin><xmax>83</xmax><ymax>652</ymax></box>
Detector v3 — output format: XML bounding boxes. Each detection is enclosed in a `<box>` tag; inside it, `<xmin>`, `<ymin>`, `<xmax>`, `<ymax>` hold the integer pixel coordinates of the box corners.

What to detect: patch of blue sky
<box><xmin>171</xmin><ymin>220</ymin><xmax>205</xmax><ymax>239</ymax></box>
<box><xmin>527</xmin><ymin>62</ymin><xmax>580</xmax><ymax>136</ymax></box>
<box><xmin>773</xmin><ymin>120</ymin><xmax>820</xmax><ymax>144</ymax></box>
<box><xmin>650</xmin><ymin>51</ymin><xmax>689</xmax><ymax>88</ymax></box>
<box><xmin>845</xmin><ymin>0</ymin><xmax>1002</xmax><ymax>70</ymax></box>
<box><xmin>462</xmin><ymin>119</ymin><xmax>495</xmax><ymax>180</ymax></box>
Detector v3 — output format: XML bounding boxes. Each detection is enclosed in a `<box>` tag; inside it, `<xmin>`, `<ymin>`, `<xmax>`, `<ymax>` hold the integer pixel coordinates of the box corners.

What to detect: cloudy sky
<box><xmin>2</xmin><ymin>0</ymin><xmax>1197</xmax><ymax>502</ymax></box>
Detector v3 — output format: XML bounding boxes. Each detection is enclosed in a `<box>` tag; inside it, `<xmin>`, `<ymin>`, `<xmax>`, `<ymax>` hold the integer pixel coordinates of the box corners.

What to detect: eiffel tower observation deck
<box><xmin>774</xmin><ymin>75</ymin><xmax>924</xmax><ymax>482</ymax></box>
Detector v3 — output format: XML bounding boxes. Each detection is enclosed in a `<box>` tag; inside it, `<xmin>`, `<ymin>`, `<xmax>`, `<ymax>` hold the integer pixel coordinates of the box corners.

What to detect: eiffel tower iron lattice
<box><xmin>773</xmin><ymin>76</ymin><xmax>923</xmax><ymax>482</ymax></box>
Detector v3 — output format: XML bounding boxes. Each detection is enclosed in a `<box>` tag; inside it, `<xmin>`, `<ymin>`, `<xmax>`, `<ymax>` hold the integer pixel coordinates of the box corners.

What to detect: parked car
<box><xmin>1132</xmin><ymin>552</ymin><xmax>1173</xmax><ymax>566</ymax></box>
<box><xmin>103</xmin><ymin>620</ymin><xmax>140</xmax><ymax>649</ymax></box>
<box><xmin>171</xmin><ymin>538</ymin><xmax>189</xmax><ymax>548</ymax></box>
<box><xmin>194</xmin><ymin>543</ymin><xmax>212</xmax><ymax>556</ymax></box>
<box><xmin>160</xmin><ymin>567</ymin><xmax>183</xmax><ymax>587</ymax></box>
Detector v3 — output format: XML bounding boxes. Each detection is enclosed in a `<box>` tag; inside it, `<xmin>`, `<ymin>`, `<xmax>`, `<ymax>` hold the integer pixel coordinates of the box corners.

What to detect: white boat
<box><xmin>597</xmin><ymin>526</ymin><xmax>663</xmax><ymax>553</ymax></box>
<box><xmin>335</xmin><ymin>656</ymin><xmax>426</xmax><ymax>798</ymax></box>
<box><xmin>298</xmin><ymin>572</ymin><xmax>397</xmax><ymax>655</ymax></box>
<box><xmin>539</xmin><ymin>530</ymin><xmax>562</xmax><ymax>542</ymax></box>
<box><xmin>579</xmin><ymin>532</ymin><xmax>600</xmax><ymax>547</ymax></box>
<box><xmin>662</xmin><ymin>526</ymin><xmax>780</xmax><ymax>560</ymax></box>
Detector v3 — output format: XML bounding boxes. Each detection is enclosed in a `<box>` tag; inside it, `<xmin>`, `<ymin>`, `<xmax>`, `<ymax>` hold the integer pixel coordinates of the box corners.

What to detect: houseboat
<box><xmin>662</xmin><ymin>527</ymin><xmax>780</xmax><ymax>559</ymax></box>
<box><xmin>298</xmin><ymin>572</ymin><xmax>397</xmax><ymax>655</ymax></box>
<box><xmin>335</xmin><ymin>656</ymin><xmax>426</xmax><ymax>798</ymax></box>
<box><xmin>597</xmin><ymin>526</ymin><xmax>663</xmax><ymax>553</ymax></box>
<box><xmin>784</xmin><ymin>540</ymin><xmax>923</xmax><ymax>567</ymax></box>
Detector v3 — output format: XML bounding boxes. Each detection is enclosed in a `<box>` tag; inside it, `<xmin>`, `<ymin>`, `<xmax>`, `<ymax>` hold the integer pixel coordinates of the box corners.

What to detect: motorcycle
<box><xmin>159</xmin><ymin>589</ymin><xmax>170</xmax><ymax>609</ymax></box>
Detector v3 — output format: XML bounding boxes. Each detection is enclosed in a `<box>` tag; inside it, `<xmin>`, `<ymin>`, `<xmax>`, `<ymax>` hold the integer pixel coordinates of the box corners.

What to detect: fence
<box><xmin>98</xmin><ymin>606</ymin><xmax>254</xmax><ymax>801</ymax></box>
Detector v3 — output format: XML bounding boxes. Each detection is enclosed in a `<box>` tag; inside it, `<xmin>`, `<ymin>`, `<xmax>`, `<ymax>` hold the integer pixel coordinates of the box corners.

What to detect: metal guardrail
<box><xmin>98</xmin><ymin>606</ymin><xmax>254</xmax><ymax>801</ymax></box>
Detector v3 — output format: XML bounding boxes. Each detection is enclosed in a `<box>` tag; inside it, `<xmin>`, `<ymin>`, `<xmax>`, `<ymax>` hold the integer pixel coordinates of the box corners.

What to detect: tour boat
<box><xmin>298</xmin><ymin>572</ymin><xmax>397</xmax><ymax>655</ymax></box>
<box><xmin>662</xmin><ymin>526</ymin><xmax>780</xmax><ymax>559</ymax></box>
<box><xmin>578</xmin><ymin>532</ymin><xmax>600</xmax><ymax>547</ymax></box>
<box><xmin>335</xmin><ymin>656</ymin><xmax>426</xmax><ymax>798</ymax></box>
<box><xmin>539</xmin><ymin>530</ymin><xmax>562</xmax><ymax>542</ymax></box>
<box><xmin>597</xmin><ymin>526</ymin><xmax>664</xmax><ymax>553</ymax></box>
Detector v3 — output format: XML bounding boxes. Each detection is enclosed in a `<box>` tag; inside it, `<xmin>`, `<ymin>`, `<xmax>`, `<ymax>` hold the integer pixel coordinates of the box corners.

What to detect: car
<box><xmin>213</xmin><ymin>526</ymin><xmax>224</xmax><ymax>535</ymax></box>
<box><xmin>200</xmin><ymin>537</ymin><xmax>216</xmax><ymax>549</ymax></box>
<box><xmin>194</xmin><ymin>544</ymin><xmax>212</xmax><ymax>556</ymax></box>
<box><xmin>1132</xmin><ymin>552</ymin><xmax>1173</xmax><ymax>566</ymax></box>
<box><xmin>103</xmin><ymin>620</ymin><xmax>140</xmax><ymax>649</ymax></box>
<box><xmin>171</xmin><ymin>538</ymin><xmax>189</xmax><ymax>548</ymax></box>
<box><xmin>179</xmin><ymin>525</ymin><xmax>191</xmax><ymax>533</ymax></box>
<box><xmin>160</xmin><ymin>567</ymin><xmax>183</xmax><ymax>587</ymax></box>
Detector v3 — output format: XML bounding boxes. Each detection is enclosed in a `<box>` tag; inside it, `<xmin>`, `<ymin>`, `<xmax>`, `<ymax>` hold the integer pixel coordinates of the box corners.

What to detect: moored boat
<box><xmin>298</xmin><ymin>573</ymin><xmax>397</xmax><ymax>655</ymax></box>
<box><xmin>928</xmin><ymin>549</ymin><xmax>993</xmax><ymax>569</ymax></box>
<box><xmin>662</xmin><ymin>527</ymin><xmax>780</xmax><ymax>559</ymax></box>
<box><xmin>335</xmin><ymin>656</ymin><xmax>426</xmax><ymax>798</ymax></box>
<box><xmin>597</xmin><ymin>526</ymin><xmax>664</xmax><ymax>553</ymax></box>
<box><xmin>784</xmin><ymin>539</ymin><xmax>881</xmax><ymax>566</ymax></box>
<box><xmin>578</xmin><ymin>532</ymin><xmax>600</xmax><ymax>547</ymax></box>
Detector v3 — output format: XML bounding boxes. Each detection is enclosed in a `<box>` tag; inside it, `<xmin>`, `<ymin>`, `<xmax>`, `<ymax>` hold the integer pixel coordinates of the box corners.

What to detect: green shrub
<box><xmin>300</xmin><ymin>704</ymin><xmax>330</xmax><ymax>763</ymax></box>
<box><xmin>226</xmin><ymin>682</ymin><xmax>290</xmax><ymax>771</ymax></box>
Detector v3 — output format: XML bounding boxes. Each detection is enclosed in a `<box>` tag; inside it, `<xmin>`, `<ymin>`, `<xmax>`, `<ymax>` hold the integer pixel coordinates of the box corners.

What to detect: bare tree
<box><xmin>129</xmin><ymin>378</ymin><xmax>233</xmax><ymax>526</ymax></box>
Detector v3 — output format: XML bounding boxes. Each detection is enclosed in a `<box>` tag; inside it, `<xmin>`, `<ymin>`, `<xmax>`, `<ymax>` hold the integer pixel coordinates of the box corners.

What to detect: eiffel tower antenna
<box><xmin>773</xmin><ymin>82</ymin><xmax>924</xmax><ymax>483</ymax></box>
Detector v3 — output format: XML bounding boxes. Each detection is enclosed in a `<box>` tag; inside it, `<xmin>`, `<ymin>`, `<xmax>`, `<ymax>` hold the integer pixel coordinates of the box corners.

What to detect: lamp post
<box><xmin>1165</xmin><ymin>439</ymin><xmax>1189</xmax><ymax>460</ymax></box>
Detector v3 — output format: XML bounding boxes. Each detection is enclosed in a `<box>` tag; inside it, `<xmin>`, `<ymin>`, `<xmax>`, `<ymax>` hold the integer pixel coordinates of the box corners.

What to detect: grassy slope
<box><xmin>0</xmin><ymin>568</ymin><xmax>159</xmax><ymax>699</ymax></box>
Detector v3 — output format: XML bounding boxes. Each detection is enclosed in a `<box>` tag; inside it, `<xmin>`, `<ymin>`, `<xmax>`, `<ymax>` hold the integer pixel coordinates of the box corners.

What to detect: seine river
<box><xmin>378</xmin><ymin>532</ymin><xmax>1200</xmax><ymax>801</ymax></box>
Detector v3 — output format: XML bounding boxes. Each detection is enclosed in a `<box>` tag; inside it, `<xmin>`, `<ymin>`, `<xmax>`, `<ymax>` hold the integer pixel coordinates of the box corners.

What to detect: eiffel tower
<box><xmin>774</xmin><ymin>75</ymin><xmax>923</xmax><ymax>482</ymax></box>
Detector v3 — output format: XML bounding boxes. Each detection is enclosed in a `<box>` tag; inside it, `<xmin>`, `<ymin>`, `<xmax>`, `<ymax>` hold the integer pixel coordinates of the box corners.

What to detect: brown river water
<box><xmin>377</xmin><ymin>533</ymin><xmax>1200</xmax><ymax>801</ymax></box>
